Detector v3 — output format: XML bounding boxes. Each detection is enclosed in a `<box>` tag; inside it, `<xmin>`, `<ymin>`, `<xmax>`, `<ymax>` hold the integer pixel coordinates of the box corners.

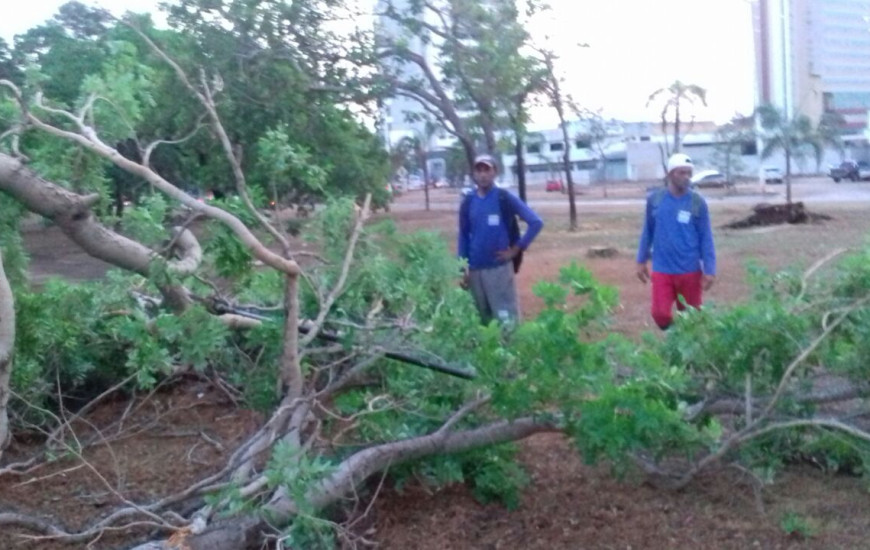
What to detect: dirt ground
<box><xmin>5</xmin><ymin>179</ymin><xmax>870</xmax><ymax>549</ymax></box>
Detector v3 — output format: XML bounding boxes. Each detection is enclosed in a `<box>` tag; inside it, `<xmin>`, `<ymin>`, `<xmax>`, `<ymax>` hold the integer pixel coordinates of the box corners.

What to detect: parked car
<box><xmin>545</xmin><ymin>179</ymin><xmax>564</xmax><ymax>192</ymax></box>
<box><xmin>407</xmin><ymin>175</ymin><xmax>424</xmax><ymax>189</ymax></box>
<box><xmin>829</xmin><ymin>160</ymin><xmax>870</xmax><ymax>183</ymax></box>
<box><xmin>690</xmin><ymin>170</ymin><xmax>732</xmax><ymax>189</ymax></box>
<box><xmin>763</xmin><ymin>167</ymin><xmax>784</xmax><ymax>184</ymax></box>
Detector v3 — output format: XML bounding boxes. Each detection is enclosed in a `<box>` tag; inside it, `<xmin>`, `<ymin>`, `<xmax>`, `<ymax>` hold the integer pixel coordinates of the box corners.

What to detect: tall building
<box><xmin>374</xmin><ymin>0</ymin><xmax>433</xmax><ymax>147</ymax></box>
<box><xmin>754</xmin><ymin>0</ymin><xmax>870</xmax><ymax>136</ymax></box>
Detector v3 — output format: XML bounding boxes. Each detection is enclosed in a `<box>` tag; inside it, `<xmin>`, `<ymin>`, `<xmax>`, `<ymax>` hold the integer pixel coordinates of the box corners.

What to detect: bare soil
<box><xmin>4</xmin><ymin>180</ymin><xmax>870</xmax><ymax>549</ymax></box>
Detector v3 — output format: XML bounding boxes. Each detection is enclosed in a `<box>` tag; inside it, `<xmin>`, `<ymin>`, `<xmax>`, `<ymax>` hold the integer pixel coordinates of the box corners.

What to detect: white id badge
<box><xmin>677</xmin><ymin>210</ymin><xmax>691</xmax><ymax>224</ymax></box>
<box><xmin>488</xmin><ymin>214</ymin><xmax>500</xmax><ymax>226</ymax></box>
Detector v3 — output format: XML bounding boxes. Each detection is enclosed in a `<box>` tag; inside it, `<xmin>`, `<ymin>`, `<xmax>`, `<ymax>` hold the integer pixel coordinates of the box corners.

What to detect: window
<box><xmin>741</xmin><ymin>141</ymin><xmax>757</xmax><ymax>156</ymax></box>
<box><xmin>527</xmin><ymin>143</ymin><xmax>541</xmax><ymax>154</ymax></box>
<box><xmin>549</xmin><ymin>142</ymin><xmax>564</xmax><ymax>152</ymax></box>
<box><xmin>575</xmin><ymin>138</ymin><xmax>591</xmax><ymax>149</ymax></box>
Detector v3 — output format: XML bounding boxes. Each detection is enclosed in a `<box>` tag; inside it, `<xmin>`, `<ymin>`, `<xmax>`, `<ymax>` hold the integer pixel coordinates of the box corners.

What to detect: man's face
<box><xmin>473</xmin><ymin>162</ymin><xmax>496</xmax><ymax>188</ymax></box>
<box><xmin>669</xmin><ymin>166</ymin><xmax>692</xmax><ymax>190</ymax></box>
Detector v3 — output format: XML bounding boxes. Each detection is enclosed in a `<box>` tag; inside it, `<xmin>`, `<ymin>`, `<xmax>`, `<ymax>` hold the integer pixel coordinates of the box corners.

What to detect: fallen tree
<box><xmin>2</xmin><ymin>7</ymin><xmax>870</xmax><ymax>550</ymax></box>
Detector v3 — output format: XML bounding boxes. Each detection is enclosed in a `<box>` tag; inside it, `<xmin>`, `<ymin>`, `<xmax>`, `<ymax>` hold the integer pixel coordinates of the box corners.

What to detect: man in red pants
<box><xmin>636</xmin><ymin>153</ymin><xmax>716</xmax><ymax>329</ymax></box>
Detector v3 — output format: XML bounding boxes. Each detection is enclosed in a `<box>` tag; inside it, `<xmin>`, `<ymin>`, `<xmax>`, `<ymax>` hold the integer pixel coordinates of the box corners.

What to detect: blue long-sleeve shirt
<box><xmin>636</xmin><ymin>189</ymin><xmax>716</xmax><ymax>275</ymax></box>
<box><xmin>458</xmin><ymin>187</ymin><xmax>544</xmax><ymax>270</ymax></box>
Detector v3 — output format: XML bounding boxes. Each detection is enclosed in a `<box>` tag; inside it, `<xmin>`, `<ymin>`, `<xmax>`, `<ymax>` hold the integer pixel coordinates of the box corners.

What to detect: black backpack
<box><xmin>460</xmin><ymin>188</ymin><xmax>523</xmax><ymax>273</ymax></box>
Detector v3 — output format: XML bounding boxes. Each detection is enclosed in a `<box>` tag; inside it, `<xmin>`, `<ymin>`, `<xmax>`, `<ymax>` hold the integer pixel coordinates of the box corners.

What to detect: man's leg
<box><xmin>468</xmin><ymin>269</ymin><xmax>495</xmax><ymax>324</ymax></box>
<box><xmin>650</xmin><ymin>271</ymin><xmax>677</xmax><ymax>329</ymax></box>
<box><xmin>674</xmin><ymin>270</ymin><xmax>704</xmax><ymax>311</ymax></box>
<box><xmin>479</xmin><ymin>263</ymin><xmax>519</xmax><ymax>324</ymax></box>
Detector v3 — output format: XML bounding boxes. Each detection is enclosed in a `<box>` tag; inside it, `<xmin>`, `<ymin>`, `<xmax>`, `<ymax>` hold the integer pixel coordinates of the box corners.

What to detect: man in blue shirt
<box><xmin>636</xmin><ymin>153</ymin><xmax>716</xmax><ymax>329</ymax></box>
<box><xmin>458</xmin><ymin>154</ymin><xmax>544</xmax><ymax>324</ymax></box>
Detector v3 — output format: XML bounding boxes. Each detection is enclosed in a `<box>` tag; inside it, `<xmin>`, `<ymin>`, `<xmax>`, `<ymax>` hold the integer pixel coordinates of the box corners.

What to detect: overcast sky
<box><xmin>1</xmin><ymin>0</ymin><xmax>756</xmax><ymax>125</ymax></box>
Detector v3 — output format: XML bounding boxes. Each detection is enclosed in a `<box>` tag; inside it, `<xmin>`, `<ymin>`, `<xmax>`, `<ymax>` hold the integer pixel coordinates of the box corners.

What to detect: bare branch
<box><xmin>143</xmin><ymin>116</ymin><xmax>208</xmax><ymax>166</ymax></box>
<box><xmin>301</xmin><ymin>195</ymin><xmax>371</xmax><ymax>348</ymax></box>
<box><xmin>266</xmin><ymin>416</ymin><xmax>559</xmax><ymax>519</ymax></box>
<box><xmin>759</xmin><ymin>295</ymin><xmax>870</xmax><ymax>421</ymax></box>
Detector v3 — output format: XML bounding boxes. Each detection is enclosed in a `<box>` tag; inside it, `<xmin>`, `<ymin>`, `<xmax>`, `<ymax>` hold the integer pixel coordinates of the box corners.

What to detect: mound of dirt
<box><xmin>725</xmin><ymin>202</ymin><xmax>833</xmax><ymax>229</ymax></box>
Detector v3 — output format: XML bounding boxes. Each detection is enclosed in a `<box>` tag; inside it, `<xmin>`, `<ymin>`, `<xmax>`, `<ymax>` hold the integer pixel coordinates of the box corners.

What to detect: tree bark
<box><xmin>515</xmin><ymin>133</ymin><xmax>527</xmax><ymax>203</ymax></box>
<box><xmin>0</xmin><ymin>153</ymin><xmax>193</xmax><ymax>310</ymax></box>
<box><xmin>280</xmin><ymin>274</ymin><xmax>302</xmax><ymax>398</ymax></box>
<box><xmin>0</xmin><ymin>246</ymin><xmax>14</xmax><ymax>454</ymax></box>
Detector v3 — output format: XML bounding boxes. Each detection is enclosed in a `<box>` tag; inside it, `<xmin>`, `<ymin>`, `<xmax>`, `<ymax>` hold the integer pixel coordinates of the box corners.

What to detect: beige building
<box><xmin>753</xmin><ymin>0</ymin><xmax>870</xmax><ymax>135</ymax></box>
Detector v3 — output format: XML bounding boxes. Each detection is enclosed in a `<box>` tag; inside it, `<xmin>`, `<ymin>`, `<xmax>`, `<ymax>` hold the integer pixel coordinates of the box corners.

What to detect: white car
<box><xmin>406</xmin><ymin>175</ymin><xmax>424</xmax><ymax>190</ymax></box>
<box><xmin>690</xmin><ymin>170</ymin><xmax>731</xmax><ymax>188</ymax></box>
<box><xmin>764</xmin><ymin>167</ymin><xmax>784</xmax><ymax>184</ymax></box>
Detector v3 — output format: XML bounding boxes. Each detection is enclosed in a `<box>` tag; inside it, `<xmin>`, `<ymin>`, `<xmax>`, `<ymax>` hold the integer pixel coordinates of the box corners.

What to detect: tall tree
<box><xmin>376</xmin><ymin>0</ymin><xmax>544</xmax><ymax>170</ymax></box>
<box><xmin>646</xmin><ymin>80</ymin><xmax>707</xmax><ymax>172</ymax></box>
<box><xmin>710</xmin><ymin>114</ymin><xmax>755</xmax><ymax>186</ymax></box>
<box><xmin>756</xmin><ymin>104</ymin><xmax>823</xmax><ymax>207</ymax></box>
<box><xmin>538</xmin><ymin>47</ymin><xmax>578</xmax><ymax>230</ymax></box>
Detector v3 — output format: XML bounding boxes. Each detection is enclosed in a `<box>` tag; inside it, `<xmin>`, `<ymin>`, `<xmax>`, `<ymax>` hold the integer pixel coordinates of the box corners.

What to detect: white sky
<box><xmin>1</xmin><ymin>0</ymin><xmax>756</xmax><ymax>125</ymax></box>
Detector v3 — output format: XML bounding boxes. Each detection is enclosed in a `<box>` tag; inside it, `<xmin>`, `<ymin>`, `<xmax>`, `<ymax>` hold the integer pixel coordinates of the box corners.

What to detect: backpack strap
<box><xmin>497</xmin><ymin>188</ymin><xmax>523</xmax><ymax>273</ymax></box>
<box><xmin>497</xmin><ymin>188</ymin><xmax>520</xmax><ymax>246</ymax></box>
<box><xmin>650</xmin><ymin>188</ymin><xmax>702</xmax><ymax>218</ymax></box>
<box><xmin>689</xmin><ymin>191</ymin><xmax>703</xmax><ymax>218</ymax></box>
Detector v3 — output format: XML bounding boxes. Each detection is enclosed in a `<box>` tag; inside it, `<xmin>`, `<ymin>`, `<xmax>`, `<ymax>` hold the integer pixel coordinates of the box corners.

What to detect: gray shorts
<box><xmin>468</xmin><ymin>262</ymin><xmax>519</xmax><ymax>324</ymax></box>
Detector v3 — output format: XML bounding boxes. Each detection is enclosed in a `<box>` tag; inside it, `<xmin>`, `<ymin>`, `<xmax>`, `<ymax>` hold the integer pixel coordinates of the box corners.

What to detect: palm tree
<box><xmin>646</xmin><ymin>80</ymin><xmax>707</xmax><ymax>169</ymax></box>
<box><xmin>756</xmin><ymin>104</ymin><xmax>823</xmax><ymax>208</ymax></box>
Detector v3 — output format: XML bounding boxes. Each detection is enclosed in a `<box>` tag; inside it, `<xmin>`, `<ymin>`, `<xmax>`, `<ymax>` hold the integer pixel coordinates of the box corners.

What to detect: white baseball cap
<box><xmin>667</xmin><ymin>153</ymin><xmax>693</xmax><ymax>173</ymax></box>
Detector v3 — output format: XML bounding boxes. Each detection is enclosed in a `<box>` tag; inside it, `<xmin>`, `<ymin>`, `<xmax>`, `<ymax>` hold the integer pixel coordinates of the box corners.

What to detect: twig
<box><xmin>300</xmin><ymin>194</ymin><xmax>371</xmax><ymax>348</ymax></box>
<box><xmin>796</xmin><ymin>247</ymin><xmax>848</xmax><ymax>302</ymax></box>
<box><xmin>759</xmin><ymin>296</ymin><xmax>870</xmax><ymax>422</ymax></box>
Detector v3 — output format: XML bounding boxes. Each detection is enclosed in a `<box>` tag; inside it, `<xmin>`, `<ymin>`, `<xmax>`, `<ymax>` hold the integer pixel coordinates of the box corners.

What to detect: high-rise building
<box><xmin>374</xmin><ymin>0</ymin><xmax>433</xmax><ymax>147</ymax></box>
<box><xmin>754</xmin><ymin>0</ymin><xmax>870</xmax><ymax>136</ymax></box>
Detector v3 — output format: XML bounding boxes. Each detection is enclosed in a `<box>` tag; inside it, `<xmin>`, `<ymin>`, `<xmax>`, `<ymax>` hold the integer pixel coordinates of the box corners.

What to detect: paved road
<box><xmin>391</xmin><ymin>177</ymin><xmax>870</xmax><ymax>212</ymax></box>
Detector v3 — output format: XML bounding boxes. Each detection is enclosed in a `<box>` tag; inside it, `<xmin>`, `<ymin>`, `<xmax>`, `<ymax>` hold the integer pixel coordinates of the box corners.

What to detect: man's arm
<box><xmin>507</xmin><ymin>193</ymin><xmax>543</xmax><ymax>250</ymax></box>
<box><xmin>698</xmin><ymin>200</ymin><xmax>716</xmax><ymax>290</ymax></box>
<box><xmin>635</xmin><ymin>197</ymin><xmax>654</xmax><ymax>265</ymax></box>
<box><xmin>635</xmin><ymin>197</ymin><xmax>654</xmax><ymax>283</ymax></box>
<box><xmin>698</xmin><ymin>201</ymin><xmax>716</xmax><ymax>276</ymax></box>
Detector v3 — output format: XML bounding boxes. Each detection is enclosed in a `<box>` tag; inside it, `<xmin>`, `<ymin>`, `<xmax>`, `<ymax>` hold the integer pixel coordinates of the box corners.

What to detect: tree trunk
<box><xmin>138</xmin><ymin>417</ymin><xmax>558</xmax><ymax>550</ymax></box>
<box><xmin>483</xmin><ymin>124</ymin><xmax>497</xmax><ymax>158</ymax></box>
<box><xmin>0</xmin><ymin>153</ymin><xmax>194</xmax><ymax>311</ymax></box>
<box><xmin>460</xmin><ymin>138</ymin><xmax>476</xmax><ymax>183</ymax></box>
<box><xmin>280</xmin><ymin>273</ymin><xmax>301</xmax><ymax>398</ymax></box>
<box><xmin>673</xmin><ymin>100</ymin><xmax>682</xmax><ymax>153</ymax></box>
<box><xmin>0</xmin><ymin>246</ymin><xmax>13</xmax><ymax>454</ymax></box>
<box><xmin>556</xmin><ymin>113</ymin><xmax>577</xmax><ymax>231</ymax></box>
<box><xmin>515</xmin><ymin>134</ymin><xmax>527</xmax><ymax>203</ymax></box>
<box><xmin>420</xmin><ymin>145</ymin><xmax>431</xmax><ymax>212</ymax></box>
<box><xmin>785</xmin><ymin>148</ymin><xmax>793</xmax><ymax>207</ymax></box>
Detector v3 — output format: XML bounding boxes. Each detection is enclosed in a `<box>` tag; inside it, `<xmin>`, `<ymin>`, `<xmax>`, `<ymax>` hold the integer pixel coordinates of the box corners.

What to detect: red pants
<box><xmin>650</xmin><ymin>271</ymin><xmax>703</xmax><ymax>329</ymax></box>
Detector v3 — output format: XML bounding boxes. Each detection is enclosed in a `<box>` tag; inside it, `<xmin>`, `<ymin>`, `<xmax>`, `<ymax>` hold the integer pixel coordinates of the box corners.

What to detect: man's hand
<box><xmin>636</xmin><ymin>262</ymin><xmax>650</xmax><ymax>284</ymax></box>
<box><xmin>496</xmin><ymin>245</ymin><xmax>520</xmax><ymax>263</ymax></box>
<box><xmin>703</xmin><ymin>274</ymin><xmax>716</xmax><ymax>291</ymax></box>
<box><xmin>460</xmin><ymin>267</ymin><xmax>470</xmax><ymax>290</ymax></box>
